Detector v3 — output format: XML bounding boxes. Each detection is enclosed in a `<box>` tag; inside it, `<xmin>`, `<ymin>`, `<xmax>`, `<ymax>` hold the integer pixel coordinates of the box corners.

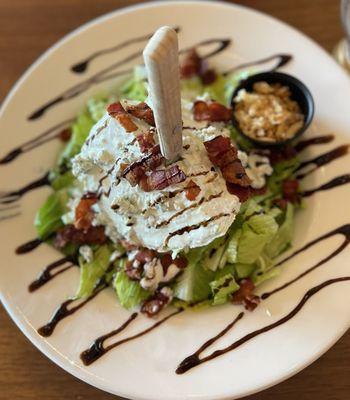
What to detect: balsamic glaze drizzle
<box><xmin>28</xmin><ymin>37</ymin><xmax>231</xmax><ymax>121</ymax></box>
<box><xmin>261</xmin><ymin>224</ymin><xmax>350</xmax><ymax>299</ymax></box>
<box><xmin>301</xmin><ymin>174</ymin><xmax>350</xmax><ymax>197</ymax></box>
<box><xmin>295</xmin><ymin>134</ymin><xmax>335</xmax><ymax>152</ymax></box>
<box><xmin>296</xmin><ymin>145</ymin><xmax>349</xmax><ymax>179</ymax></box>
<box><xmin>28</xmin><ymin>256</ymin><xmax>77</xmax><ymax>292</ymax></box>
<box><xmin>176</xmin><ymin>277</ymin><xmax>350</xmax><ymax>374</ymax></box>
<box><xmin>0</xmin><ymin>173</ymin><xmax>49</xmax><ymax>205</ymax></box>
<box><xmin>37</xmin><ymin>283</ymin><xmax>107</xmax><ymax>337</ymax></box>
<box><xmin>71</xmin><ymin>33</ymin><xmax>154</xmax><ymax>73</ymax></box>
<box><xmin>16</xmin><ymin>238</ymin><xmax>43</xmax><ymax>254</ymax></box>
<box><xmin>80</xmin><ymin>309</ymin><xmax>183</xmax><ymax>365</ymax></box>
<box><xmin>223</xmin><ymin>54</ymin><xmax>292</xmax><ymax>76</ymax></box>
<box><xmin>0</xmin><ymin>119</ymin><xmax>74</xmax><ymax>165</ymax></box>
<box><xmin>80</xmin><ymin>313</ymin><xmax>138</xmax><ymax>365</ymax></box>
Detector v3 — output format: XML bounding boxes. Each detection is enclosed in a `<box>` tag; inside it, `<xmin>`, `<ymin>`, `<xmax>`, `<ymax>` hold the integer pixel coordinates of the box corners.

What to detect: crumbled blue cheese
<box><xmin>109</xmin><ymin>249</ymin><xmax>124</xmax><ymax>263</ymax></box>
<box><xmin>246</xmin><ymin>153</ymin><xmax>273</xmax><ymax>189</ymax></box>
<box><xmin>79</xmin><ymin>245</ymin><xmax>93</xmax><ymax>263</ymax></box>
<box><xmin>140</xmin><ymin>259</ymin><xmax>180</xmax><ymax>292</ymax></box>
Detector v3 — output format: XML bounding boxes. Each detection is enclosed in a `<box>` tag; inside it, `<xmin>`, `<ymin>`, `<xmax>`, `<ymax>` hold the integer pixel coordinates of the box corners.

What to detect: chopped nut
<box><xmin>234</xmin><ymin>81</ymin><xmax>304</xmax><ymax>143</ymax></box>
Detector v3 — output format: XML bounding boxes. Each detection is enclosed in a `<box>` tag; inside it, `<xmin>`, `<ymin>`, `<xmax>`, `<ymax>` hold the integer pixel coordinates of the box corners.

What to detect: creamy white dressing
<box><xmin>72</xmin><ymin>101</ymin><xmax>272</xmax><ymax>253</ymax></box>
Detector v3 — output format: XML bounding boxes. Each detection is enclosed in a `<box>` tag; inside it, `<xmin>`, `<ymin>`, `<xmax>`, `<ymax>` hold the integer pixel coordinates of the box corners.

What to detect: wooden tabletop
<box><xmin>0</xmin><ymin>1</ymin><xmax>349</xmax><ymax>399</ymax></box>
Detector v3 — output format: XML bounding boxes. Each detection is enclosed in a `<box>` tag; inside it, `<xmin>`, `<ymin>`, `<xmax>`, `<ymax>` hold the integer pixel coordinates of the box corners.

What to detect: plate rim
<box><xmin>1</xmin><ymin>1</ymin><xmax>350</xmax><ymax>399</ymax></box>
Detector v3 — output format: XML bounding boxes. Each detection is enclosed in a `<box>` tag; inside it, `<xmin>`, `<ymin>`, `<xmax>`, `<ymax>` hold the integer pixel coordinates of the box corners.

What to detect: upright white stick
<box><xmin>143</xmin><ymin>26</ymin><xmax>182</xmax><ymax>161</ymax></box>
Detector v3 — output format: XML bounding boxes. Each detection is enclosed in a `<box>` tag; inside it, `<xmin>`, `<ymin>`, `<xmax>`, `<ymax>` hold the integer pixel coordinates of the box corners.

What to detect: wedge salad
<box><xmin>35</xmin><ymin>49</ymin><xmax>301</xmax><ymax>316</ymax></box>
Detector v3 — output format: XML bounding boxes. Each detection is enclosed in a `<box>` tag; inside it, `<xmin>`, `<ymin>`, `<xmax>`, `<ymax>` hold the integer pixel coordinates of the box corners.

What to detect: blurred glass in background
<box><xmin>334</xmin><ymin>0</ymin><xmax>350</xmax><ymax>72</ymax></box>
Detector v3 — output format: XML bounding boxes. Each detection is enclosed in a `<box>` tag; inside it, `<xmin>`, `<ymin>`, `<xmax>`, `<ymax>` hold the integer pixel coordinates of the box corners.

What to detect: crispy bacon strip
<box><xmin>222</xmin><ymin>160</ymin><xmax>251</xmax><ymax>186</ymax></box>
<box><xmin>135</xmin><ymin>249</ymin><xmax>157</xmax><ymax>264</ymax></box>
<box><xmin>185</xmin><ymin>179</ymin><xmax>201</xmax><ymax>201</ymax></box>
<box><xmin>193</xmin><ymin>101</ymin><xmax>232</xmax><ymax>122</ymax></box>
<box><xmin>123</xmin><ymin>145</ymin><xmax>163</xmax><ymax>176</ymax></box>
<box><xmin>125</xmin><ymin>259</ymin><xmax>143</xmax><ymax>281</ymax></box>
<box><xmin>122</xmin><ymin>145</ymin><xmax>164</xmax><ymax>186</ymax></box>
<box><xmin>227</xmin><ymin>184</ymin><xmax>267</xmax><ymax>203</ymax></box>
<box><xmin>107</xmin><ymin>102</ymin><xmax>138</xmax><ymax>132</ymax></box>
<box><xmin>140</xmin><ymin>165</ymin><xmax>187</xmax><ymax>192</ymax></box>
<box><xmin>180</xmin><ymin>48</ymin><xmax>202</xmax><ymax>78</ymax></box>
<box><xmin>141</xmin><ymin>290</ymin><xmax>171</xmax><ymax>317</ymax></box>
<box><xmin>282</xmin><ymin>179</ymin><xmax>300</xmax><ymax>204</ymax></box>
<box><xmin>54</xmin><ymin>225</ymin><xmax>107</xmax><ymax>249</ymax></box>
<box><xmin>204</xmin><ymin>136</ymin><xmax>251</xmax><ymax>188</ymax></box>
<box><xmin>231</xmin><ymin>278</ymin><xmax>260</xmax><ymax>311</ymax></box>
<box><xmin>204</xmin><ymin>135</ymin><xmax>231</xmax><ymax>154</ymax></box>
<box><xmin>124</xmin><ymin>165</ymin><xmax>146</xmax><ymax>187</ymax></box>
<box><xmin>124</xmin><ymin>102</ymin><xmax>155</xmax><ymax>126</ymax></box>
<box><xmin>226</xmin><ymin>183</ymin><xmax>251</xmax><ymax>202</ymax></box>
<box><xmin>59</xmin><ymin>128</ymin><xmax>72</xmax><ymax>142</ymax></box>
<box><xmin>74</xmin><ymin>197</ymin><xmax>98</xmax><ymax>231</ymax></box>
<box><xmin>180</xmin><ymin>48</ymin><xmax>217</xmax><ymax>84</ymax></box>
<box><xmin>125</xmin><ymin>249</ymin><xmax>156</xmax><ymax>281</ymax></box>
<box><xmin>200</xmin><ymin>68</ymin><xmax>217</xmax><ymax>85</ymax></box>
<box><xmin>136</xmin><ymin>130</ymin><xmax>156</xmax><ymax>153</ymax></box>
<box><xmin>160</xmin><ymin>253</ymin><xmax>188</xmax><ymax>274</ymax></box>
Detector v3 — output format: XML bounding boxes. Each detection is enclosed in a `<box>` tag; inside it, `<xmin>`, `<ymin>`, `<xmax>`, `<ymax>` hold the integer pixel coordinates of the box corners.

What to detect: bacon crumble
<box><xmin>231</xmin><ymin>278</ymin><xmax>260</xmax><ymax>311</ymax></box>
<box><xmin>140</xmin><ymin>165</ymin><xmax>187</xmax><ymax>192</ymax></box>
<box><xmin>74</xmin><ymin>196</ymin><xmax>98</xmax><ymax>231</ymax></box>
<box><xmin>160</xmin><ymin>253</ymin><xmax>188</xmax><ymax>274</ymax></box>
<box><xmin>107</xmin><ymin>102</ymin><xmax>138</xmax><ymax>132</ymax></box>
<box><xmin>124</xmin><ymin>102</ymin><xmax>155</xmax><ymax>126</ymax></box>
<box><xmin>54</xmin><ymin>225</ymin><xmax>107</xmax><ymax>249</ymax></box>
<box><xmin>141</xmin><ymin>290</ymin><xmax>171</xmax><ymax>317</ymax></box>
<box><xmin>282</xmin><ymin>178</ymin><xmax>300</xmax><ymax>204</ymax></box>
<box><xmin>204</xmin><ymin>136</ymin><xmax>251</xmax><ymax>192</ymax></box>
<box><xmin>180</xmin><ymin>48</ymin><xmax>217</xmax><ymax>85</ymax></box>
<box><xmin>185</xmin><ymin>179</ymin><xmax>201</xmax><ymax>201</ymax></box>
<box><xmin>193</xmin><ymin>101</ymin><xmax>232</xmax><ymax>122</ymax></box>
<box><xmin>136</xmin><ymin>130</ymin><xmax>156</xmax><ymax>153</ymax></box>
<box><xmin>58</xmin><ymin>128</ymin><xmax>72</xmax><ymax>142</ymax></box>
<box><xmin>122</xmin><ymin>145</ymin><xmax>164</xmax><ymax>187</ymax></box>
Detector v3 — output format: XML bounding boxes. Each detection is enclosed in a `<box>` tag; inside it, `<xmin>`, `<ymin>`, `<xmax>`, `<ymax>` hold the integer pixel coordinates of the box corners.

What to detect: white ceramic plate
<box><xmin>1</xmin><ymin>1</ymin><xmax>350</xmax><ymax>399</ymax></box>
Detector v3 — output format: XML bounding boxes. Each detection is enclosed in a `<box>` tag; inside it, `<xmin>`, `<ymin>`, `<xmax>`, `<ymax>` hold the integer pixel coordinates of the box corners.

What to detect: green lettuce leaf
<box><xmin>87</xmin><ymin>96</ymin><xmax>109</xmax><ymax>122</ymax></box>
<box><xmin>237</xmin><ymin>213</ymin><xmax>279</xmax><ymax>264</ymax></box>
<box><xmin>267</xmin><ymin>157</ymin><xmax>300</xmax><ymax>194</ymax></box>
<box><xmin>201</xmin><ymin>236</ymin><xmax>228</xmax><ymax>271</ymax></box>
<box><xmin>226</xmin><ymin>229</ymin><xmax>241</xmax><ymax>264</ymax></box>
<box><xmin>203</xmin><ymin>74</ymin><xmax>227</xmax><ymax>105</ymax></box>
<box><xmin>243</xmin><ymin>199</ymin><xmax>263</xmax><ymax>218</ymax></box>
<box><xmin>253</xmin><ymin>266</ymin><xmax>281</xmax><ymax>286</ymax></box>
<box><xmin>235</xmin><ymin>263</ymin><xmax>256</xmax><ymax>279</ymax></box>
<box><xmin>224</xmin><ymin>70</ymin><xmax>250</xmax><ymax>105</ymax></box>
<box><xmin>120</xmin><ymin>66</ymin><xmax>148</xmax><ymax>101</ymax></box>
<box><xmin>265</xmin><ymin>202</ymin><xmax>294</xmax><ymax>258</ymax></box>
<box><xmin>229</xmin><ymin>126</ymin><xmax>253</xmax><ymax>152</ymax></box>
<box><xmin>255</xmin><ymin>252</ymin><xmax>274</xmax><ymax>272</ymax></box>
<box><xmin>180</xmin><ymin>77</ymin><xmax>203</xmax><ymax>101</ymax></box>
<box><xmin>49</xmin><ymin>170</ymin><xmax>75</xmax><ymax>190</ymax></box>
<box><xmin>173</xmin><ymin>248</ymin><xmax>215</xmax><ymax>302</ymax></box>
<box><xmin>76</xmin><ymin>245</ymin><xmax>112</xmax><ymax>298</ymax></box>
<box><xmin>210</xmin><ymin>273</ymin><xmax>239</xmax><ymax>305</ymax></box>
<box><xmin>34</xmin><ymin>190</ymin><xmax>68</xmax><ymax>239</ymax></box>
<box><xmin>180</xmin><ymin>70</ymin><xmax>248</xmax><ymax>106</ymax></box>
<box><xmin>114</xmin><ymin>270</ymin><xmax>150</xmax><ymax>309</ymax></box>
<box><xmin>172</xmin><ymin>298</ymin><xmax>212</xmax><ymax>311</ymax></box>
<box><xmin>58</xmin><ymin>111</ymin><xmax>94</xmax><ymax>167</ymax></box>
